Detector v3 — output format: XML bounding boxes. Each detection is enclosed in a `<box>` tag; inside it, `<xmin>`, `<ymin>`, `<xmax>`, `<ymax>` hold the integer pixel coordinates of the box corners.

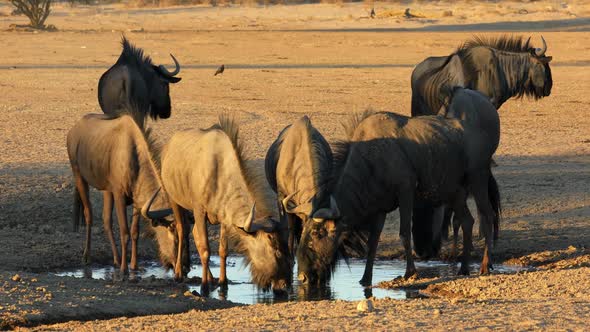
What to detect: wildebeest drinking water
<box><xmin>300</xmin><ymin>90</ymin><xmax>500</xmax><ymax>285</ymax></box>
<box><xmin>157</xmin><ymin>116</ymin><xmax>292</xmax><ymax>294</ymax></box>
<box><xmin>264</xmin><ymin>116</ymin><xmax>340</xmax><ymax>285</ymax></box>
<box><xmin>98</xmin><ymin>37</ymin><xmax>182</xmax><ymax>124</ymax></box>
<box><xmin>66</xmin><ymin>104</ymin><xmax>188</xmax><ymax>274</ymax></box>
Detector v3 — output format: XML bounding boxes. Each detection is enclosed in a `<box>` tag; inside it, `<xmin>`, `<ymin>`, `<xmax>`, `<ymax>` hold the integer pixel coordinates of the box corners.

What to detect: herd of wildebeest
<box><xmin>66</xmin><ymin>35</ymin><xmax>553</xmax><ymax>295</ymax></box>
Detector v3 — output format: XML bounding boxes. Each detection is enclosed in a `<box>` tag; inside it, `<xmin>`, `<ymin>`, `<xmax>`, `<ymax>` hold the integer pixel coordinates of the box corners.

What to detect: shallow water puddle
<box><xmin>54</xmin><ymin>256</ymin><xmax>523</xmax><ymax>304</ymax></box>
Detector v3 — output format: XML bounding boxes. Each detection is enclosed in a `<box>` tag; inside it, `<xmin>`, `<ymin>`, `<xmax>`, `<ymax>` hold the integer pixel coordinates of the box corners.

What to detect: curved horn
<box><xmin>311</xmin><ymin>196</ymin><xmax>341</xmax><ymax>222</ymax></box>
<box><xmin>281</xmin><ymin>192</ymin><xmax>298</xmax><ymax>212</ymax></box>
<box><xmin>243</xmin><ymin>203</ymin><xmax>257</xmax><ymax>233</ymax></box>
<box><xmin>535</xmin><ymin>36</ymin><xmax>547</xmax><ymax>57</ymax></box>
<box><xmin>523</xmin><ymin>36</ymin><xmax>531</xmax><ymax>49</ymax></box>
<box><xmin>141</xmin><ymin>187</ymin><xmax>173</xmax><ymax>220</ymax></box>
<box><xmin>158</xmin><ymin>53</ymin><xmax>181</xmax><ymax>77</ymax></box>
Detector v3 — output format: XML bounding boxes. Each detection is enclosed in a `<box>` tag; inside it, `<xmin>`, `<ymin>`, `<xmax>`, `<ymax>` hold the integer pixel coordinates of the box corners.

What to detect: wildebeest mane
<box><xmin>457</xmin><ymin>35</ymin><xmax>534</xmax><ymax>54</ymax></box>
<box><xmin>302</xmin><ymin>117</ymin><xmax>334</xmax><ymax>201</ymax></box>
<box><xmin>332</xmin><ymin>109</ymin><xmax>375</xmax><ymax>182</ymax></box>
<box><xmin>264</xmin><ymin>124</ymin><xmax>290</xmax><ymax>193</ymax></box>
<box><xmin>106</xmin><ymin>101</ymin><xmax>164</xmax><ymax>177</ymax></box>
<box><xmin>206</xmin><ymin>115</ymin><xmax>274</xmax><ymax>217</ymax></box>
<box><xmin>117</xmin><ymin>36</ymin><xmax>154</xmax><ymax>71</ymax></box>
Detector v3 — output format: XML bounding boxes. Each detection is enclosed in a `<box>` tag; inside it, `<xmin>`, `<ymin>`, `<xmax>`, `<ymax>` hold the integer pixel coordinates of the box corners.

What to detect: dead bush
<box><xmin>9</xmin><ymin>0</ymin><xmax>52</xmax><ymax>29</ymax></box>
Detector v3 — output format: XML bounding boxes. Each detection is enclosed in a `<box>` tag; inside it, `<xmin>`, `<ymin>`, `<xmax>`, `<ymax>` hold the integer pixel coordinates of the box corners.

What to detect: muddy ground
<box><xmin>0</xmin><ymin>0</ymin><xmax>589</xmax><ymax>330</ymax></box>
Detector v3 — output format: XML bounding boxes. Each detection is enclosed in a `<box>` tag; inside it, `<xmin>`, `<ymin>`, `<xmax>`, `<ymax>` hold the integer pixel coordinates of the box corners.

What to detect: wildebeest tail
<box><xmin>488</xmin><ymin>173</ymin><xmax>502</xmax><ymax>242</ymax></box>
<box><xmin>72</xmin><ymin>186</ymin><xmax>83</xmax><ymax>232</ymax></box>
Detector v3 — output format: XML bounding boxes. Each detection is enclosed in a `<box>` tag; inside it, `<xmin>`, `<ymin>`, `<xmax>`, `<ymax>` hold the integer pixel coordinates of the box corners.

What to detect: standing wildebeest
<box><xmin>410</xmin><ymin>36</ymin><xmax>541</xmax><ymax>245</ymax></box>
<box><xmin>411</xmin><ymin>35</ymin><xmax>553</xmax><ymax>116</ymax></box>
<box><xmin>156</xmin><ymin>116</ymin><xmax>292</xmax><ymax>294</ymax></box>
<box><xmin>98</xmin><ymin>37</ymin><xmax>182</xmax><ymax>124</ymax></box>
<box><xmin>264</xmin><ymin>116</ymin><xmax>340</xmax><ymax>285</ymax></box>
<box><xmin>299</xmin><ymin>89</ymin><xmax>500</xmax><ymax>284</ymax></box>
<box><xmin>67</xmin><ymin>105</ymin><xmax>186</xmax><ymax>274</ymax></box>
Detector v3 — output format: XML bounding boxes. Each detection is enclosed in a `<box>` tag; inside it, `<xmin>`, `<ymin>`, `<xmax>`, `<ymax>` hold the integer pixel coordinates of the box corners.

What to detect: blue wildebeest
<box><xmin>264</xmin><ymin>116</ymin><xmax>340</xmax><ymax>285</ymax></box>
<box><xmin>157</xmin><ymin>116</ymin><xmax>292</xmax><ymax>294</ymax></box>
<box><xmin>67</xmin><ymin>105</ymin><xmax>188</xmax><ymax>274</ymax></box>
<box><xmin>299</xmin><ymin>89</ymin><xmax>500</xmax><ymax>285</ymax></box>
<box><xmin>98</xmin><ymin>37</ymin><xmax>181</xmax><ymax>124</ymax></box>
<box><xmin>411</xmin><ymin>35</ymin><xmax>553</xmax><ymax>116</ymax></box>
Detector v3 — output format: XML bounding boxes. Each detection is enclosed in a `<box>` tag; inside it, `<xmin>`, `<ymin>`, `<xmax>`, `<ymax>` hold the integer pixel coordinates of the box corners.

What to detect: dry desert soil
<box><xmin>0</xmin><ymin>0</ymin><xmax>589</xmax><ymax>330</ymax></box>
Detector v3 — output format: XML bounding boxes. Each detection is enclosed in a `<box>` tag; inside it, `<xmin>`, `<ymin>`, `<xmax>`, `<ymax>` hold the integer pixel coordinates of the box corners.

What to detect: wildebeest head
<box><xmin>237</xmin><ymin>204</ymin><xmax>293</xmax><ymax>293</ymax></box>
<box><xmin>526</xmin><ymin>36</ymin><xmax>553</xmax><ymax>98</ymax></box>
<box><xmin>148</xmin><ymin>54</ymin><xmax>181</xmax><ymax>119</ymax></box>
<box><xmin>290</xmin><ymin>196</ymin><xmax>341</xmax><ymax>286</ymax></box>
<box><xmin>98</xmin><ymin>37</ymin><xmax>182</xmax><ymax>120</ymax></box>
<box><xmin>141</xmin><ymin>187</ymin><xmax>190</xmax><ymax>276</ymax></box>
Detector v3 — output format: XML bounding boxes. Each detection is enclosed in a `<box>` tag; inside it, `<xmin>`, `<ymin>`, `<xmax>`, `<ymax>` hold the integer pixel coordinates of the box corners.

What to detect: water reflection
<box><xmin>54</xmin><ymin>256</ymin><xmax>525</xmax><ymax>305</ymax></box>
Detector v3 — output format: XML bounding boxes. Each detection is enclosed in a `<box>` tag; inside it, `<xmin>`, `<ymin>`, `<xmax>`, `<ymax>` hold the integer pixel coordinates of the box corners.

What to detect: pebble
<box><xmin>433</xmin><ymin>309</ymin><xmax>442</xmax><ymax>316</ymax></box>
<box><xmin>184</xmin><ymin>290</ymin><xmax>201</xmax><ymax>297</ymax></box>
<box><xmin>11</xmin><ymin>274</ymin><xmax>21</xmax><ymax>282</ymax></box>
<box><xmin>357</xmin><ymin>299</ymin><xmax>374</xmax><ymax>312</ymax></box>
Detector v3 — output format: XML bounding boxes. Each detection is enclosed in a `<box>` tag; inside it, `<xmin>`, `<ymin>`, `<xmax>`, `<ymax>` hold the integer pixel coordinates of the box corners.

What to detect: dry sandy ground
<box><xmin>0</xmin><ymin>0</ymin><xmax>589</xmax><ymax>330</ymax></box>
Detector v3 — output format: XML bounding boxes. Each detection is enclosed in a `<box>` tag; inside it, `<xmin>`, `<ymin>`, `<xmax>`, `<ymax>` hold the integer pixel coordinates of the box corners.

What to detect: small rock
<box><xmin>442</xmin><ymin>10</ymin><xmax>453</xmax><ymax>17</ymax></box>
<box><xmin>11</xmin><ymin>274</ymin><xmax>21</xmax><ymax>282</ymax></box>
<box><xmin>518</xmin><ymin>9</ymin><xmax>528</xmax><ymax>14</ymax></box>
<box><xmin>36</xmin><ymin>287</ymin><xmax>46</xmax><ymax>292</ymax></box>
<box><xmin>31</xmin><ymin>278</ymin><xmax>38</xmax><ymax>282</ymax></box>
<box><xmin>433</xmin><ymin>308</ymin><xmax>442</xmax><ymax>316</ymax></box>
<box><xmin>357</xmin><ymin>299</ymin><xmax>374</xmax><ymax>312</ymax></box>
<box><xmin>184</xmin><ymin>290</ymin><xmax>201</xmax><ymax>297</ymax></box>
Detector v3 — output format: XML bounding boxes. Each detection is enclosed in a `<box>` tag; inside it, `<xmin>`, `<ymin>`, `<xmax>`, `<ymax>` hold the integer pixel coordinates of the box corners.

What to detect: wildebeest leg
<box><xmin>113</xmin><ymin>192</ymin><xmax>130</xmax><ymax>274</ymax></box>
<box><xmin>102</xmin><ymin>192</ymin><xmax>120</xmax><ymax>267</ymax></box>
<box><xmin>219</xmin><ymin>224</ymin><xmax>228</xmax><ymax>289</ymax></box>
<box><xmin>441</xmin><ymin>206</ymin><xmax>453</xmax><ymax>241</ymax></box>
<box><xmin>191</xmin><ymin>207</ymin><xmax>211</xmax><ymax>294</ymax></box>
<box><xmin>451</xmin><ymin>212</ymin><xmax>460</xmax><ymax>259</ymax></box>
<box><xmin>73</xmin><ymin>172</ymin><xmax>92</xmax><ymax>265</ymax></box>
<box><xmin>399</xmin><ymin>192</ymin><xmax>417</xmax><ymax>279</ymax></box>
<box><xmin>170</xmin><ymin>201</ymin><xmax>186</xmax><ymax>282</ymax></box>
<box><xmin>451</xmin><ymin>196</ymin><xmax>474</xmax><ymax>276</ymax></box>
<box><xmin>470</xmin><ymin>172</ymin><xmax>494</xmax><ymax>275</ymax></box>
<box><xmin>72</xmin><ymin>187</ymin><xmax>82</xmax><ymax>232</ymax></box>
<box><xmin>359</xmin><ymin>213</ymin><xmax>386</xmax><ymax>286</ymax></box>
<box><xmin>130</xmin><ymin>208</ymin><xmax>140</xmax><ymax>271</ymax></box>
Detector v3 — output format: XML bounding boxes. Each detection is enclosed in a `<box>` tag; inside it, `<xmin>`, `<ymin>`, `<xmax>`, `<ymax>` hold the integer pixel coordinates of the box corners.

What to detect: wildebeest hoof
<box><xmin>200</xmin><ymin>284</ymin><xmax>210</xmax><ymax>296</ymax></box>
<box><xmin>359</xmin><ymin>277</ymin><xmax>372</xmax><ymax>287</ymax></box>
<box><xmin>458</xmin><ymin>267</ymin><xmax>470</xmax><ymax>276</ymax></box>
<box><xmin>174</xmin><ymin>275</ymin><xmax>184</xmax><ymax>283</ymax></box>
<box><xmin>403</xmin><ymin>271</ymin><xmax>418</xmax><ymax>280</ymax></box>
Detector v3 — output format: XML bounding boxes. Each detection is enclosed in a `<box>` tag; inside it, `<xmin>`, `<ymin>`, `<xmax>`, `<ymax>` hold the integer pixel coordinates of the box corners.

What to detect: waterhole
<box><xmin>55</xmin><ymin>256</ymin><xmax>524</xmax><ymax>304</ymax></box>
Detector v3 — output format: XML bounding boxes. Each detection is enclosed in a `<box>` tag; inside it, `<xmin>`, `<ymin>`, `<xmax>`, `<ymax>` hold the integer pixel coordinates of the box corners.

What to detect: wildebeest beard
<box><xmin>230</xmin><ymin>226</ymin><xmax>293</xmax><ymax>292</ymax></box>
<box><xmin>297</xmin><ymin>220</ymin><xmax>368</xmax><ymax>286</ymax></box>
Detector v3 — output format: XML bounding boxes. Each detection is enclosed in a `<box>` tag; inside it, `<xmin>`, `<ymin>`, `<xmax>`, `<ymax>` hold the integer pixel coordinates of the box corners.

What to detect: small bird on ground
<box><xmin>370</xmin><ymin>8</ymin><xmax>376</xmax><ymax>19</ymax></box>
<box><xmin>214</xmin><ymin>64</ymin><xmax>225</xmax><ymax>76</ymax></box>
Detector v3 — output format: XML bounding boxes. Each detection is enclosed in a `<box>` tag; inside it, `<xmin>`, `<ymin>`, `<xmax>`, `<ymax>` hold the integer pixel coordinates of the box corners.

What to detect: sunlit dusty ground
<box><xmin>0</xmin><ymin>0</ymin><xmax>589</xmax><ymax>330</ymax></box>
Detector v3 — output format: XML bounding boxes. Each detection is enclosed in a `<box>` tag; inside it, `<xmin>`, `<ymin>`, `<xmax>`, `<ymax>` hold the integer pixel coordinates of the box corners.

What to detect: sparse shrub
<box><xmin>9</xmin><ymin>0</ymin><xmax>52</xmax><ymax>29</ymax></box>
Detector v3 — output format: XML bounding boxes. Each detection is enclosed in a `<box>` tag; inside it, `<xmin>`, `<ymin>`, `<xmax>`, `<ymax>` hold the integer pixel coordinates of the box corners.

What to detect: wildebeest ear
<box><xmin>540</xmin><ymin>56</ymin><xmax>552</xmax><ymax>63</ymax></box>
<box><xmin>167</xmin><ymin>76</ymin><xmax>182</xmax><ymax>83</ymax></box>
